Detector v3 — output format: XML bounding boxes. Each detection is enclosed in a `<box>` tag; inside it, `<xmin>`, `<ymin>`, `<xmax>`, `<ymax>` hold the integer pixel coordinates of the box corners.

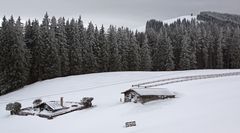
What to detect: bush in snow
<box><xmin>6</xmin><ymin>102</ymin><xmax>22</xmax><ymax>115</ymax></box>
<box><xmin>81</xmin><ymin>97</ymin><xmax>94</xmax><ymax>107</ymax></box>
<box><xmin>33</xmin><ymin>99</ymin><xmax>42</xmax><ymax>107</ymax></box>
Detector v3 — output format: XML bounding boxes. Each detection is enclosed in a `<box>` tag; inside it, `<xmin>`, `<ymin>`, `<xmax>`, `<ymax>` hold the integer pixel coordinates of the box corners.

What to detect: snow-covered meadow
<box><xmin>0</xmin><ymin>70</ymin><xmax>240</xmax><ymax>133</ymax></box>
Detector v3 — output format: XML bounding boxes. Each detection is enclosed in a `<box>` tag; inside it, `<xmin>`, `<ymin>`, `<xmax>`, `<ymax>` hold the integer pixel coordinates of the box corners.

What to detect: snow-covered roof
<box><xmin>123</xmin><ymin>88</ymin><xmax>174</xmax><ymax>96</ymax></box>
<box><xmin>45</xmin><ymin>101</ymin><xmax>64</xmax><ymax>111</ymax></box>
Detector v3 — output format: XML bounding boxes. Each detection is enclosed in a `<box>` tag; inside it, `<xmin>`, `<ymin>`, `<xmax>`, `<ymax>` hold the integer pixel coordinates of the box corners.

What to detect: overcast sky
<box><xmin>1</xmin><ymin>0</ymin><xmax>240</xmax><ymax>29</ymax></box>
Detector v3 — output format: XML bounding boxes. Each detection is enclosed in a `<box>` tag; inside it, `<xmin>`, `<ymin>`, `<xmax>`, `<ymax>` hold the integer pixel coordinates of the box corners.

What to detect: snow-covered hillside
<box><xmin>137</xmin><ymin>15</ymin><xmax>197</xmax><ymax>32</ymax></box>
<box><xmin>163</xmin><ymin>15</ymin><xmax>197</xmax><ymax>25</ymax></box>
<box><xmin>0</xmin><ymin>70</ymin><xmax>240</xmax><ymax>133</ymax></box>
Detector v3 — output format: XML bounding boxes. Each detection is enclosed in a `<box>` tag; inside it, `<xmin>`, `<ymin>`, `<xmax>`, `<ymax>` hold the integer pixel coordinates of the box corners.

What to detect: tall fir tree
<box><xmin>215</xmin><ymin>28</ymin><xmax>224</xmax><ymax>69</ymax></box>
<box><xmin>57</xmin><ymin>17</ymin><xmax>70</xmax><ymax>76</ymax></box>
<box><xmin>127</xmin><ymin>32</ymin><xmax>140</xmax><ymax>71</ymax></box>
<box><xmin>98</xmin><ymin>25</ymin><xmax>109</xmax><ymax>72</ymax></box>
<box><xmin>108</xmin><ymin>25</ymin><xmax>120</xmax><ymax>71</ymax></box>
<box><xmin>39</xmin><ymin>13</ymin><xmax>61</xmax><ymax>80</ymax></box>
<box><xmin>196</xmin><ymin>26</ymin><xmax>208</xmax><ymax>69</ymax></box>
<box><xmin>179</xmin><ymin>33</ymin><xmax>191</xmax><ymax>70</ymax></box>
<box><xmin>230</xmin><ymin>27</ymin><xmax>240</xmax><ymax>68</ymax></box>
<box><xmin>146</xmin><ymin>29</ymin><xmax>158</xmax><ymax>70</ymax></box>
<box><xmin>27</xmin><ymin>20</ymin><xmax>42</xmax><ymax>82</ymax></box>
<box><xmin>139</xmin><ymin>34</ymin><xmax>152</xmax><ymax>71</ymax></box>
<box><xmin>83</xmin><ymin>22</ymin><xmax>97</xmax><ymax>73</ymax></box>
<box><xmin>164</xmin><ymin>35</ymin><xmax>175</xmax><ymax>71</ymax></box>
<box><xmin>0</xmin><ymin>16</ymin><xmax>29</xmax><ymax>94</ymax></box>
<box><xmin>117</xmin><ymin>27</ymin><xmax>129</xmax><ymax>71</ymax></box>
<box><xmin>67</xmin><ymin>19</ymin><xmax>83</xmax><ymax>75</ymax></box>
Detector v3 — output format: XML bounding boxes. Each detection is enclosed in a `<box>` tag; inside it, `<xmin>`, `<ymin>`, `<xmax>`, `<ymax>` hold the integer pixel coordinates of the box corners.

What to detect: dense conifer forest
<box><xmin>0</xmin><ymin>11</ymin><xmax>240</xmax><ymax>95</ymax></box>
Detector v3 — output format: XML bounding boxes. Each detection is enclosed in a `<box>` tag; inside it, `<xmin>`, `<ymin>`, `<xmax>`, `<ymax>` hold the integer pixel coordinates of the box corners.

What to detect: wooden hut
<box><xmin>121</xmin><ymin>88</ymin><xmax>175</xmax><ymax>104</ymax></box>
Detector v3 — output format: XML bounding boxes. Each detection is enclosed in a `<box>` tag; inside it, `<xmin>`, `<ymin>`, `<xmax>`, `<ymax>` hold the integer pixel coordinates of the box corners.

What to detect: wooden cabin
<box><xmin>121</xmin><ymin>88</ymin><xmax>175</xmax><ymax>104</ymax></box>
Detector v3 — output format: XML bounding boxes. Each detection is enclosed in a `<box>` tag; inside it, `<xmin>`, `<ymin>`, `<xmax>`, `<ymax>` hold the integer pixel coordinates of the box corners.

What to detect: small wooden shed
<box><xmin>121</xmin><ymin>88</ymin><xmax>175</xmax><ymax>104</ymax></box>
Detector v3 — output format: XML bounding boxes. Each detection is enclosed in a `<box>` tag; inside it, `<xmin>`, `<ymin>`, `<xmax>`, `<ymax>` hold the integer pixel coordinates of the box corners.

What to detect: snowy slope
<box><xmin>0</xmin><ymin>70</ymin><xmax>240</xmax><ymax>133</ymax></box>
<box><xmin>137</xmin><ymin>15</ymin><xmax>197</xmax><ymax>32</ymax></box>
<box><xmin>163</xmin><ymin>15</ymin><xmax>197</xmax><ymax>25</ymax></box>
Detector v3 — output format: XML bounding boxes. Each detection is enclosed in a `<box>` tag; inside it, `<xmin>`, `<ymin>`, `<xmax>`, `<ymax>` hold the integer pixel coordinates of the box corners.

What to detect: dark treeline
<box><xmin>0</xmin><ymin>12</ymin><xmax>240</xmax><ymax>95</ymax></box>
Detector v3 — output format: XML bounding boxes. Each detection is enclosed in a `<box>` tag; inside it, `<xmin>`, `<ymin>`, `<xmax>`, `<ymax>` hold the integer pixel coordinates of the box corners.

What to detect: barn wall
<box><xmin>141</xmin><ymin>96</ymin><xmax>161</xmax><ymax>103</ymax></box>
<box><xmin>123</xmin><ymin>91</ymin><xmax>140</xmax><ymax>103</ymax></box>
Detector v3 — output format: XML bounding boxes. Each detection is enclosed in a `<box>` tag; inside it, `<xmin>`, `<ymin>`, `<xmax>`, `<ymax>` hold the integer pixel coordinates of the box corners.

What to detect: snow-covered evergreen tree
<box><xmin>215</xmin><ymin>28</ymin><xmax>224</xmax><ymax>69</ymax></box>
<box><xmin>57</xmin><ymin>17</ymin><xmax>70</xmax><ymax>76</ymax></box>
<box><xmin>164</xmin><ymin>35</ymin><xmax>175</xmax><ymax>71</ymax></box>
<box><xmin>0</xmin><ymin>16</ymin><xmax>29</xmax><ymax>94</ymax></box>
<box><xmin>179</xmin><ymin>33</ymin><xmax>191</xmax><ymax>70</ymax></box>
<box><xmin>230</xmin><ymin>27</ymin><xmax>240</xmax><ymax>68</ymax></box>
<box><xmin>39</xmin><ymin>13</ymin><xmax>61</xmax><ymax>80</ymax></box>
<box><xmin>127</xmin><ymin>32</ymin><xmax>140</xmax><ymax>71</ymax></box>
<box><xmin>67</xmin><ymin>19</ymin><xmax>83</xmax><ymax>75</ymax></box>
<box><xmin>83</xmin><ymin>22</ymin><xmax>97</xmax><ymax>73</ymax></box>
<box><xmin>108</xmin><ymin>25</ymin><xmax>120</xmax><ymax>71</ymax></box>
<box><xmin>138</xmin><ymin>33</ymin><xmax>152</xmax><ymax>71</ymax></box>
<box><xmin>117</xmin><ymin>27</ymin><xmax>129</xmax><ymax>71</ymax></box>
<box><xmin>98</xmin><ymin>25</ymin><xmax>109</xmax><ymax>72</ymax></box>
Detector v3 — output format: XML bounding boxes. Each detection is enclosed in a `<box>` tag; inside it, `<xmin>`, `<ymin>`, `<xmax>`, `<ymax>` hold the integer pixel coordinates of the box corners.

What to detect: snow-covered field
<box><xmin>0</xmin><ymin>70</ymin><xmax>240</xmax><ymax>133</ymax></box>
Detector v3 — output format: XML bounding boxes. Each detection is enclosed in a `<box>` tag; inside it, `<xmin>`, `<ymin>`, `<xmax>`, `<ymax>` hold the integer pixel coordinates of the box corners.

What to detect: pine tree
<box><xmin>179</xmin><ymin>33</ymin><xmax>191</xmax><ymax>70</ymax></box>
<box><xmin>215</xmin><ymin>28</ymin><xmax>224</xmax><ymax>69</ymax></box>
<box><xmin>117</xmin><ymin>27</ymin><xmax>129</xmax><ymax>71</ymax></box>
<box><xmin>164</xmin><ymin>35</ymin><xmax>175</xmax><ymax>71</ymax></box>
<box><xmin>139</xmin><ymin>34</ymin><xmax>152</xmax><ymax>71</ymax></box>
<box><xmin>28</xmin><ymin>20</ymin><xmax>42</xmax><ymax>82</ymax></box>
<box><xmin>146</xmin><ymin>29</ymin><xmax>158</xmax><ymax>70</ymax></box>
<box><xmin>206</xmin><ymin>29</ymin><xmax>215</xmax><ymax>69</ymax></box>
<box><xmin>108</xmin><ymin>25</ymin><xmax>120</xmax><ymax>71</ymax></box>
<box><xmin>93</xmin><ymin>26</ymin><xmax>100</xmax><ymax>72</ymax></box>
<box><xmin>230</xmin><ymin>27</ymin><xmax>240</xmax><ymax>68</ymax></box>
<box><xmin>83</xmin><ymin>22</ymin><xmax>97</xmax><ymax>73</ymax></box>
<box><xmin>189</xmin><ymin>25</ymin><xmax>197</xmax><ymax>69</ymax></box>
<box><xmin>57</xmin><ymin>17</ymin><xmax>70</xmax><ymax>76</ymax></box>
<box><xmin>127</xmin><ymin>32</ymin><xmax>140</xmax><ymax>71</ymax></box>
<box><xmin>39</xmin><ymin>13</ymin><xmax>61</xmax><ymax>80</ymax></box>
<box><xmin>196</xmin><ymin>27</ymin><xmax>208</xmax><ymax>69</ymax></box>
<box><xmin>154</xmin><ymin>30</ymin><xmax>175</xmax><ymax>71</ymax></box>
<box><xmin>67</xmin><ymin>19</ymin><xmax>83</xmax><ymax>75</ymax></box>
<box><xmin>0</xmin><ymin>16</ymin><xmax>29</xmax><ymax>94</ymax></box>
<box><xmin>98</xmin><ymin>25</ymin><xmax>109</xmax><ymax>72</ymax></box>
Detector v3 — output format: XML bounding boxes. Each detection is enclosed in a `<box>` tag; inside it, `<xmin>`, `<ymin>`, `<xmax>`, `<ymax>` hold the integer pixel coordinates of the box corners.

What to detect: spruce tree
<box><xmin>39</xmin><ymin>13</ymin><xmax>61</xmax><ymax>80</ymax></box>
<box><xmin>28</xmin><ymin>20</ymin><xmax>42</xmax><ymax>82</ymax></box>
<box><xmin>127</xmin><ymin>32</ymin><xmax>140</xmax><ymax>71</ymax></box>
<box><xmin>139</xmin><ymin>34</ymin><xmax>152</xmax><ymax>71</ymax></box>
<box><xmin>146</xmin><ymin>29</ymin><xmax>158</xmax><ymax>70</ymax></box>
<box><xmin>57</xmin><ymin>17</ymin><xmax>70</xmax><ymax>76</ymax></box>
<box><xmin>215</xmin><ymin>29</ymin><xmax>224</xmax><ymax>69</ymax></box>
<box><xmin>83</xmin><ymin>22</ymin><xmax>97</xmax><ymax>73</ymax></box>
<box><xmin>0</xmin><ymin>16</ymin><xmax>29</xmax><ymax>94</ymax></box>
<box><xmin>117</xmin><ymin>27</ymin><xmax>129</xmax><ymax>71</ymax></box>
<box><xmin>164</xmin><ymin>35</ymin><xmax>175</xmax><ymax>71</ymax></box>
<box><xmin>230</xmin><ymin>27</ymin><xmax>240</xmax><ymax>68</ymax></box>
<box><xmin>98</xmin><ymin>25</ymin><xmax>109</xmax><ymax>72</ymax></box>
<box><xmin>108</xmin><ymin>25</ymin><xmax>120</xmax><ymax>71</ymax></box>
<box><xmin>67</xmin><ymin>19</ymin><xmax>83</xmax><ymax>75</ymax></box>
<box><xmin>179</xmin><ymin>33</ymin><xmax>191</xmax><ymax>70</ymax></box>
